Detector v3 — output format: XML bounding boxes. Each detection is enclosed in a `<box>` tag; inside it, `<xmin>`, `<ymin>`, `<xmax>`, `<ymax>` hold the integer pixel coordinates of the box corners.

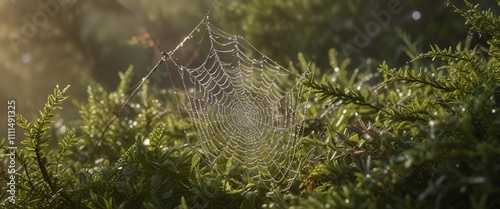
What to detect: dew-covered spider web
<box><xmin>164</xmin><ymin>17</ymin><xmax>309</xmax><ymax>186</ymax></box>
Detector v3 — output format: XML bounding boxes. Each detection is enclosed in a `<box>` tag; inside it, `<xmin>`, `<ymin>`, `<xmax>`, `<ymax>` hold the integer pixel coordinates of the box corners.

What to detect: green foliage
<box><xmin>216</xmin><ymin>0</ymin><xmax>488</xmax><ymax>68</ymax></box>
<box><xmin>2</xmin><ymin>1</ymin><xmax>500</xmax><ymax>208</ymax></box>
<box><xmin>289</xmin><ymin>1</ymin><xmax>500</xmax><ymax>208</ymax></box>
<box><xmin>1</xmin><ymin>85</ymin><xmax>75</xmax><ymax>208</ymax></box>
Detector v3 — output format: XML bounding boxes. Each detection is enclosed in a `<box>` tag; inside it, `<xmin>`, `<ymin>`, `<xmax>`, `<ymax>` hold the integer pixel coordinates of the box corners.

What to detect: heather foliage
<box><xmin>1</xmin><ymin>1</ymin><xmax>499</xmax><ymax>208</ymax></box>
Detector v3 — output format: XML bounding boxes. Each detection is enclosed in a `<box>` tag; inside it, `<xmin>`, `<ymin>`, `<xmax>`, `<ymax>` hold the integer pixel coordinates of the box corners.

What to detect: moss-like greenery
<box><xmin>2</xmin><ymin>1</ymin><xmax>500</xmax><ymax>208</ymax></box>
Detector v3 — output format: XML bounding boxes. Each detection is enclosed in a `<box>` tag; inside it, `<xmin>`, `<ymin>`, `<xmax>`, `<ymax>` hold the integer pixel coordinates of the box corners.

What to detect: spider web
<box><xmin>164</xmin><ymin>18</ymin><xmax>309</xmax><ymax>186</ymax></box>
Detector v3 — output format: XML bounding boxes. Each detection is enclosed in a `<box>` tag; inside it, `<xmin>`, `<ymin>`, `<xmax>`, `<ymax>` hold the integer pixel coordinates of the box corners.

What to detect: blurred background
<box><xmin>0</xmin><ymin>0</ymin><xmax>498</xmax><ymax>133</ymax></box>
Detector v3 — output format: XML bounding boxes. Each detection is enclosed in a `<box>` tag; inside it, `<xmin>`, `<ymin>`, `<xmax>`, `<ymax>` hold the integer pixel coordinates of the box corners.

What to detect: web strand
<box><xmin>165</xmin><ymin>19</ymin><xmax>308</xmax><ymax>187</ymax></box>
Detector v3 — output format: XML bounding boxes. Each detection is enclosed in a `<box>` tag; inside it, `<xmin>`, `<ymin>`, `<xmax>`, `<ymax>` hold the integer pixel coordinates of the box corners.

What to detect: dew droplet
<box><xmin>94</xmin><ymin>158</ymin><xmax>104</xmax><ymax>164</ymax></box>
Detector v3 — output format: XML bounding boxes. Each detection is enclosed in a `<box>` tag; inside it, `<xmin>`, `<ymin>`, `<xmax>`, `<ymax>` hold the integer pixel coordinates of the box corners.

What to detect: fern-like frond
<box><xmin>306</xmin><ymin>76</ymin><xmax>381</xmax><ymax>111</ymax></box>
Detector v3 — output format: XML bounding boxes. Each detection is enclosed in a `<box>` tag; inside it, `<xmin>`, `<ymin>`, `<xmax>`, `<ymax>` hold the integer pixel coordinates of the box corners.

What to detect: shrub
<box><xmin>1</xmin><ymin>1</ymin><xmax>499</xmax><ymax>208</ymax></box>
